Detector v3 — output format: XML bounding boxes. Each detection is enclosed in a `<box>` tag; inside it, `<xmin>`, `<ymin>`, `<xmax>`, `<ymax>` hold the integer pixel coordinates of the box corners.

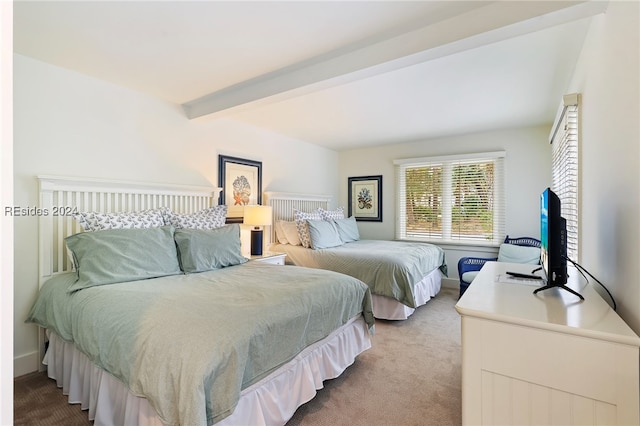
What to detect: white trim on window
<box><xmin>394</xmin><ymin>151</ymin><xmax>507</xmax><ymax>166</ymax></box>
<box><xmin>549</xmin><ymin>93</ymin><xmax>580</xmax><ymax>262</ymax></box>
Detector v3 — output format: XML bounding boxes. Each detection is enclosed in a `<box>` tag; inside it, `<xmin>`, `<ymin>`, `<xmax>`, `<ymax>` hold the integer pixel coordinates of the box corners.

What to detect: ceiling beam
<box><xmin>182</xmin><ymin>1</ymin><xmax>607</xmax><ymax>120</ymax></box>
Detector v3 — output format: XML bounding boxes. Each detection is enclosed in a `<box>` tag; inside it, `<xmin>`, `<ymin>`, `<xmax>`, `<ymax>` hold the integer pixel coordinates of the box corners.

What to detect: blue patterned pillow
<box><xmin>73</xmin><ymin>207</ymin><xmax>168</xmax><ymax>231</ymax></box>
<box><xmin>319</xmin><ymin>207</ymin><xmax>345</xmax><ymax>221</ymax></box>
<box><xmin>164</xmin><ymin>206</ymin><xmax>227</xmax><ymax>229</ymax></box>
<box><xmin>294</xmin><ymin>208</ymin><xmax>323</xmax><ymax>248</ymax></box>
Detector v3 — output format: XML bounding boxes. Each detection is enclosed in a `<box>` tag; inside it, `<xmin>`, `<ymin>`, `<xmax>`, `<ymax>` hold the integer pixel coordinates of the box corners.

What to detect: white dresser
<box><xmin>455</xmin><ymin>261</ymin><xmax>640</xmax><ymax>425</ymax></box>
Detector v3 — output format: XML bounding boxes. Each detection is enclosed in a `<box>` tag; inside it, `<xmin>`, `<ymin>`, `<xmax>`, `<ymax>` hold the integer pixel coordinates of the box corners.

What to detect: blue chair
<box><xmin>457</xmin><ymin>235</ymin><xmax>541</xmax><ymax>298</ymax></box>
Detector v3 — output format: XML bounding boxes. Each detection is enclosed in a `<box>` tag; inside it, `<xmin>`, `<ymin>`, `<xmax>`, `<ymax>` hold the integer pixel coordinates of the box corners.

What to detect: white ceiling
<box><xmin>13</xmin><ymin>1</ymin><xmax>603</xmax><ymax>151</ymax></box>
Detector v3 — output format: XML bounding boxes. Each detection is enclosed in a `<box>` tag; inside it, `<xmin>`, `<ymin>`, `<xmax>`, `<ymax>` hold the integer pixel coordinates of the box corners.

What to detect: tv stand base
<box><xmin>533</xmin><ymin>283</ymin><xmax>584</xmax><ymax>300</ymax></box>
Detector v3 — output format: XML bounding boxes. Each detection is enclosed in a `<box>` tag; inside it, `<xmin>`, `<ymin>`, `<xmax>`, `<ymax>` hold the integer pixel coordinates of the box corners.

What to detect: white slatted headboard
<box><xmin>264</xmin><ymin>191</ymin><xmax>331</xmax><ymax>245</ymax></box>
<box><xmin>37</xmin><ymin>175</ymin><xmax>221</xmax><ymax>287</ymax></box>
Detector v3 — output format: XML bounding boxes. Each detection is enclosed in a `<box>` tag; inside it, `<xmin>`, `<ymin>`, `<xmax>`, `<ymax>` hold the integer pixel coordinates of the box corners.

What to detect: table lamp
<box><xmin>243</xmin><ymin>205</ymin><xmax>273</xmax><ymax>256</ymax></box>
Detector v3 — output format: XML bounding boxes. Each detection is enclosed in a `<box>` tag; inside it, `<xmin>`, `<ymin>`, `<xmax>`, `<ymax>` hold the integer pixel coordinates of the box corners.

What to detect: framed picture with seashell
<box><xmin>218</xmin><ymin>155</ymin><xmax>262</xmax><ymax>223</ymax></box>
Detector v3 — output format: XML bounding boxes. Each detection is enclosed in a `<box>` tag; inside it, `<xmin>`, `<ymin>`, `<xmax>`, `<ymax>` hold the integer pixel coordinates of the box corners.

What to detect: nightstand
<box><xmin>250</xmin><ymin>252</ymin><xmax>286</xmax><ymax>265</ymax></box>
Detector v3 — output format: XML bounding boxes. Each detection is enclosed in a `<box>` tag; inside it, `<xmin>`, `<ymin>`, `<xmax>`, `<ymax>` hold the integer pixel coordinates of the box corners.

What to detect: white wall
<box><xmin>1</xmin><ymin>1</ymin><xmax>14</xmax><ymax>422</ymax></box>
<box><xmin>338</xmin><ymin>126</ymin><xmax>552</xmax><ymax>286</ymax></box>
<box><xmin>564</xmin><ymin>0</ymin><xmax>640</xmax><ymax>332</ymax></box>
<box><xmin>12</xmin><ymin>54</ymin><xmax>340</xmax><ymax>376</ymax></box>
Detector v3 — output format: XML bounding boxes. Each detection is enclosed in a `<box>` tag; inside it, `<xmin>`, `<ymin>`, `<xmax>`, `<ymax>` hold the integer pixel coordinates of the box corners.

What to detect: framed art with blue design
<box><xmin>218</xmin><ymin>155</ymin><xmax>262</xmax><ymax>223</ymax></box>
<box><xmin>348</xmin><ymin>175</ymin><xmax>382</xmax><ymax>222</ymax></box>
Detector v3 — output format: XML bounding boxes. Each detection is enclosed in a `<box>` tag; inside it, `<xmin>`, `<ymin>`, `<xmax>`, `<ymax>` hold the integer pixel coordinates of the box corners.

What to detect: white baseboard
<box><xmin>14</xmin><ymin>350</ymin><xmax>40</xmax><ymax>378</ymax></box>
<box><xmin>441</xmin><ymin>277</ymin><xmax>459</xmax><ymax>290</ymax></box>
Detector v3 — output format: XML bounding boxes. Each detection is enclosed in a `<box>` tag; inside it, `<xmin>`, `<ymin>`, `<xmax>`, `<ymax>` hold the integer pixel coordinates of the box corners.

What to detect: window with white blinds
<box><xmin>394</xmin><ymin>151</ymin><xmax>505</xmax><ymax>245</ymax></box>
<box><xmin>550</xmin><ymin>93</ymin><xmax>580</xmax><ymax>262</ymax></box>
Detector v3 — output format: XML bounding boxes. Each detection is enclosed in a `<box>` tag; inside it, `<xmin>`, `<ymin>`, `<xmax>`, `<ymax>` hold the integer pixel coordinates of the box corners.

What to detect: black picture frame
<box><xmin>348</xmin><ymin>175</ymin><xmax>382</xmax><ymax>222</ymax></box>
<box><xmin>218</xmin><ymin>155</ymin><xmax>262</xmax><ymax>223</ymax></box>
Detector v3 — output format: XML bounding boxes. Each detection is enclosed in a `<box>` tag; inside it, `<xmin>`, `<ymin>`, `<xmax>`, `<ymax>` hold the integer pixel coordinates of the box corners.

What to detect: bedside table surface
<box><xmin>249</xmin><ymin>252</ymin><xmax>287</xmax><ymax>265</ymax></box>
<box><xmin>250</xmin><ymin>251</ymin><xmax>285</xmax><ymax>260</ymax></box>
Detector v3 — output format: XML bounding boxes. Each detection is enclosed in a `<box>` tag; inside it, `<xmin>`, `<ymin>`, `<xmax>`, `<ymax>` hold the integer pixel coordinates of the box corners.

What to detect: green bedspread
<box><xmin>27</xmin><ymin>262</ymin><xmax>374</xmax><ymax>425</ymax></box>
<box><xmin>274</xmin><ymin>240</ymin><xmax>447</xmax><ymax>308</ymax></box>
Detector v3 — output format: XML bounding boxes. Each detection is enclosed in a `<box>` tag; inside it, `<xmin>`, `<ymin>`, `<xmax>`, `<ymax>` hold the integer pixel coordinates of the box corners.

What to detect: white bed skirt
<box><xmin>370</xmin><ymin>268</ymin><xmax>442</xmax><ymax>320</ymax></box>
<box><xmin>44</xmin><ymin>315</ymin><xmax>371</xmax><ymax>426</ymax></box>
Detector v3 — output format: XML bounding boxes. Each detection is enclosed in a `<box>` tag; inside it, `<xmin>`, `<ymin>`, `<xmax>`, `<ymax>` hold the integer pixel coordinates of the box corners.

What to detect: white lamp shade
<box><xmin>243</xmin><ymin>205</ymin><xmax>273</xmax><ymax>227</ymax></box>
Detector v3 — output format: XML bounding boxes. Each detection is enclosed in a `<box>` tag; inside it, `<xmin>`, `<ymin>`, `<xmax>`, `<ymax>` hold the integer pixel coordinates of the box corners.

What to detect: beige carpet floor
<box><xmin>14</xmin><ymin>286</ymin><xmax>461</xmax><ymax>426</ymax></box>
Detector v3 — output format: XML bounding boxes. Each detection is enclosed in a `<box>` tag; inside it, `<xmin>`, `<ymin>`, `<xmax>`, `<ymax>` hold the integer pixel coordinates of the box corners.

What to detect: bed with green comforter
<box><xmin>27</xmin><ymin>262</ymin><xmax>374</xmax><ymax>425</ymax></box>
<box><xmin>271</xmin><ymin>239</ymin><xmax>447</xmax><ymax>309</ymax></box>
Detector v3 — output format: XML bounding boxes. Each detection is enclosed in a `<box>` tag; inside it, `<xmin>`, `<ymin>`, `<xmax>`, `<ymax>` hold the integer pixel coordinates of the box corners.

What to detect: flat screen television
<box><xmin>534</xmin><ymin>188</ymin><xmax>583</xmax><ymax>299</ymax></box>
<box><xmin>540</xmin><ymin>187</ymin><xmax>567</xmax><ymax>286</ymax></box>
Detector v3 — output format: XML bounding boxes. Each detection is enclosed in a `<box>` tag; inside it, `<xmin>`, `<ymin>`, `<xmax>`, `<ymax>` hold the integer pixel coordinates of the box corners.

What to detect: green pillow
<box><xmin>497</xmin><ymin>243</ymin><xmax>540</xmax><ymax>264</ymax></box>
<box><xmin>65</xmin><ymin>226</ymin><xmax>181</xmax><ymax>291</ymax></box>
<box><xmin>332</xmin><ymin>216</ymin><xmax>360</xmax><ymax>243</ymax></box>
<box><xmin>307</xmin><ymin>219</ymin><xmax>343</xmax><ymax>249</ymax></box>
<box><xmin>174</xmin><ymin>224</ymin><xmax>248</xmax><ymax>273</ymax></box>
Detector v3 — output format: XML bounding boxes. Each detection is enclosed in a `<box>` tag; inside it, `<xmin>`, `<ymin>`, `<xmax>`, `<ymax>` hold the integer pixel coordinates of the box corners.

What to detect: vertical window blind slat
<box><xmin>551</xmin><ymin>98</ymin><xmax>580</xmax><ymax>262</ymax></box>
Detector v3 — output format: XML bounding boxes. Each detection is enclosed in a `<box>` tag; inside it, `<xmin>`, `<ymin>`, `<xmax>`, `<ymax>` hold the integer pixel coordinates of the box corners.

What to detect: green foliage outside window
<box><xmin>405</xmin><ymin>162</ymin><xmax>495</xmax><ymax>240</ymax></box>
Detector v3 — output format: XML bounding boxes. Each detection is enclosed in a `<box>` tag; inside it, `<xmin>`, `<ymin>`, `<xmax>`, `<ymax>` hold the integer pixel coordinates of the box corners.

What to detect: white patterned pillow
<box><xmin>294</xmin><ymin>208</ymin><xmax>323</xmax><ymax>248</ymax></box>
<box><xmin>74</xmin><ymin>207</ymin><xmax>168</xmax><ymax>231</ymax></box>
<box><xmin>318</xmin><ymin>207</ymin><xmax>345</xmax><ymax>221</ymax></box>
<box><xmin>164</xmin><ymin>205</ymin><xmax>227</xmax><ymax>230</ymax></box>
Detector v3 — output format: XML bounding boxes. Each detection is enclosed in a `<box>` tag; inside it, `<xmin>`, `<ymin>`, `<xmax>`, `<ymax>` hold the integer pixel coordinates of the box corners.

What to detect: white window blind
<box><xmin>550</xmin><ymin>93</ymin><xmax>580</xmax><ymax>262</ymax></box>
<box><xmin>394</xmin><ymin>151</ymin><xmax>505</xmax><ymax>245</ymax></box>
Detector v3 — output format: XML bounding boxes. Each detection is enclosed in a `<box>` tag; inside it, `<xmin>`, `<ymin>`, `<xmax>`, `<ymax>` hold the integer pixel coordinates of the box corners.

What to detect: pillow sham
<box><xmin>497</xmin><ymin>243</ymin><xmax>541</xmax><ymax>264</ymax></box>
<box><xmin>294</xmin><ymin>209</ymin><xmax>323</xmax><ymax>248</ymax></box>
<box><xmin>174</xmin><ymin>224</ymin><xmax>248</xmax><ymax>273</ymax></box>
<box><xmin>281</xmin><ymin>220</ymin><xmax>301</xmax><ymax>246</ymax></box>
<box><xmin>307</xmin><ymin>219</ymin><xmax>343</xmax><ymax>249</ymax></box>
<box><xmin>164</xmin><ymin>205</ymin><xmax>227</xmax><ymax>230</ymax></box>
<box><xmin>65</xmin><ymin>226</ymin><xmax>181</xmax><ymax>291</ymax></box>
<box><xmin>73</xmin><ymin>207</ymin><xmax>168</xmax><ymax>231</ymax></box>
<box><xmin>332</xmin><ymin>216</ymin><xmax>360</xmax><ymax>243</ymax></box>
<box><xmin>274</xmin><ymin>220</ymin><xmax>289</xmax><ymax>244</ymax></box>
<box><xmin>318</xmin><ymin>206</ymin><xmax>345</xmax><ymax>221</ymax></box>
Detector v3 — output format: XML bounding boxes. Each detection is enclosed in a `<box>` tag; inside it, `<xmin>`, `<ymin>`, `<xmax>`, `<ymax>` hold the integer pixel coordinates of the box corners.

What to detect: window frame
<box><xmin>549</xmin><ymin>93</ymin><xmax>580</xmax><ymax>262</ymax></box>
<box><xmin>394</xmin><ymin>151</ymin><xmax>506</xmax><ymax>246</ymax></box>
